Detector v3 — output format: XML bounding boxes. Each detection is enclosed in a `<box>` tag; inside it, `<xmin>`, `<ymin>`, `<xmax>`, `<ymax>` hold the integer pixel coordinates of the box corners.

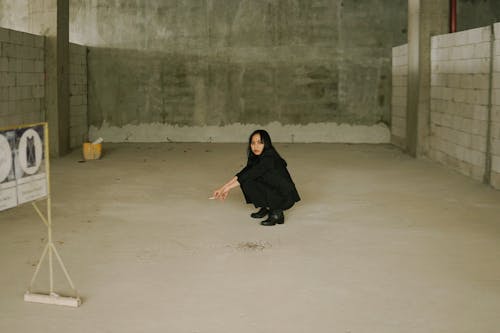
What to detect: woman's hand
<box><xmin>212</xmin><ymin>177</ymin><xmax>239</xmax><ymax>201</ymax></box>
<box><xmin>213</xmin><ymin>187</ymin><xmax>230</xmax><ymax>201</ymax></box>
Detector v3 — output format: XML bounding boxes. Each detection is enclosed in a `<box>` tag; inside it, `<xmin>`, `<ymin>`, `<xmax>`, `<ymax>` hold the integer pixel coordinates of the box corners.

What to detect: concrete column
<box><xmin>407</xmin><ymin>0</ymin><xmax>448</xmax><ymax>157</ymax></box>
<box><xmin>29</xmin><ymin>0</ymin><xmax>70</xmax><ymax>156</ymax></box>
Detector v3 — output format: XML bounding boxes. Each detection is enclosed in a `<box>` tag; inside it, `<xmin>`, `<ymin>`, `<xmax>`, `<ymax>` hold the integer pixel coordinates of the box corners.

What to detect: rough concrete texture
<box><xmin>88</xmin><ymin>121</ymin><xmax>390</xmax><ymax>143</ymax></box>
<box><xmin>457</xmin><ymin>0</ymin><xmax>500</xmax><ymax>32</ymax></box>
<box><xmin>71</xmin><ymin>0</ymin><xmax>408</xmax><ymax>141</ymax></box>
<box><xmin>1</xmin><ymin>143</ymin><xmax>500</xmax><ymax>332</ymax></box>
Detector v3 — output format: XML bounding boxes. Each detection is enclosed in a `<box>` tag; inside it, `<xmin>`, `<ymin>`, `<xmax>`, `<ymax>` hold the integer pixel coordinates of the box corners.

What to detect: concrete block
<box><xmin>493</xmin><ymin>123</ymin><xmax>500</xmax><ymax>139</ymax></box>
<box><xmin>431</xmin><ymin>61</ymin><xmax>441</xmax><ymax>73</ymax></box>
<box><xmin>36</xmin><ymin>48</ymin><xmax>44</xmax><ymax>60</ymax></box>
<box><xmin>472</xmin><ymin>105</ymin><xmax>488</xmax><ymax>121</ymax></box>
<box><xmin>494</xmin><ymin>23</ymin><xmax>500</xmax><ymax>39</ymax></box>
<box><xmin>430</xmin><ymin>99</ymin><xmax>438</xmax><ymax>112</ymax></box>
<box><xmin>493</xmin><ymin>106</ymin><xmax>500</xmax><ymax>122</ymax></box>
<box><xmin>455</xmin><ymin>144</ymin><xmax>466</xmax><ymax>161</ymax></box>
<box><xmin>0</xmin><ymin>88</ymin><xmax>8</xmax><ymax>101</ymax></box>
<box><xmin>431</xmin><ymin>111</ymin><xmax>441</xmax><ymax>125</ymax></box>
<box><xmin>471</xmin><ymin>134</ymin><xmax>486</xmax><ymax>152</ymax></box>
<box><xmin>448</xmin><ymin>74</ymin><xmax>460</xmax><ymax>88</ymax></box>
<box><xmin>491</xmin><ymin>138</ymin><xmax>500</xmax><ymax>155</ymax></box>
<box><xmin>442</xmin><ymin>113</ymin><xmax>452</xmax><ymax>127</ymax></box>
<box><xmin>458</xmin><ymin>74</ymin><xmax>471</xmax><ymax>89</ymax></box>
<box><xmin>431</xmin><ymin>87</ymin><xmax>441</xmax><ymax>100</ymax></box>
<box><xmin>473</xmin><ymin>42</ymin><xmax>490</xmax><ymax>59</ymax></box>
<box><xmin>9</xmin><ymin>30</ymin><xmax>24</xmax><ymax>45</ymax></box>
<box><xmin>392</xmin><ymin>65</ymin><xmax>406</xmax><ymax>76</ymax></box>
<box><xmin>0</xmin><ymin>72</ymin><xmax>15</xmax><ymax>87</ymax></box>
<box><xmin>36</xmin><ymin>73</ymin><xmax>44</xmax><ymax>86</ymax></box>
<box><xmin>491</xmin><ymin>156</ymin><xmax>500</xmax><ymax>171</ymax></box>
<box><xmin>32</xmin><ymin>86</ymin><xmax>44</xmax><ymax>98</ymax></box>
<box><xmin>460</xmin><ymin>118</ymin><xmax>472</xmax><ymax>132</ymax></box>
<box><xmin>478</xmin><ymin>58</ymin><xmax>490</xmax><ymax>73</ymax></box>
<box><xmin>0</xmin><ymin>28</ymin><xmax>9</xmax><ymax>43</ymax></box>
<box><xmin>8</xmin><ymin>87</ymin><xmax>20</xmax><ymax>100</ymax></box>
<box><xmin>0</xmin><ymin>57</ymin><xmax>7</xmax><ymax>72</ymax></box>
<box><xmin>22</xmin><ymin>33</ymin><xmax>35</xmax><ymax>47</ymax></box>
<box><xmin>473</xmin><ymin>89</ymin><xmax>489</xmax><ymax>105</ymax></box>
<box><xmin>493</xmin><ymin>89</ymin><xmax>500</xmax><ymax>106</ymax></box>
<box><xmin>393</xmin><ymin>86</ymin><xmax>406</xmax><ymax>98</ymax></box>
<box><xmin>22</xmin><ymin>59</ymin><xmax>35</xmax><ymax>73</ymax></box>
<box><xmin>16</xmin><ymin>73</ymin><xmax>35</xmax><ymax>86</ymax></box>
<box><xmin>452</xmin><ymin>88</ymin><xmax>466</xmax><ymax>102</ymax></box>
<box><xmin>463</xmin><ymin>45</ymin><xmax>475</xmax><ymax>59</ymax></box>
<box><xmin>471</xmin><ymin>119</ymin><xmax>487</xmax><ymax>136</ymax></box>
<box><xmin>34</xmin><ymin>36</ymin><xmax>44</xmax><ymax>48</ymax></box>
<box><xmin>21</xmin><ymin>86</ymin><xmax>32</xmax><ymax>99</ymax></box>
<box><xmin>472</xmin><ymin>74</ymin><xmax>489</xmax><ymax>90</ymax></box>
<box><xmin>3</xmin><ymin>43</ymin><xmax>15</xmax><ymax>58</ymax></box>
<box><xmin>430</xmin><ymin>47</ymin><xmax>438</xmax><ymax>61</ymax></box>
<box><xmin>0</xmin><ymin>101</ymin><xmax>8</xmax><ymax>115</ymax></box>
<box><xmin>8</xmin><ymin>58</ymin><xmax>22</xmax><ymax>73</ymax></box>
<box><xmin>467</xmin><ymin>59</ymin><xmax>486</xmax><ymax>73</ymax></box>
<box><xmin>471</xmin><ymin>164</ymin><xmax>484</xmax><ymax>180</ymax></box>
<box><xmin>70</xmin><ymin>95</ymin><xmax>82</xmax><ymax>106</ymax></box>
<box><xmin>468</xmin><ymin>27</ymin><xmax>489</xmax><ymax>44</ymax></box>
<box><xmin>456</xmin><ymin>31</ymin><xmax>468</xmax><ymax>46</ymax></box>
<box><xmin>452</xmin><ymin>116</ymin><xmax>463</xmax><ymax>132</ymax></box>
<box><xmin>431</xmin><ymin>74</ymin><xmax>442</xmax><ymax>86</ymax></box>
<box><xmin>495</xmin><ymin>40</ymin><xmax>500</xmax><ymax>56</ymax></box>
<box><xmin>493</xmin><ymin>74</ymin><xmax>500</xmax><ymax>89</ymax></box>
<box><xmin>441</xmin><ymin>34</ymin><xmax>456</xmax><ymax>48</ymax></box>
<box><xmin>431</xmin><ymin>36</ymin><xmax>439</xmax><ymax>49</ymax></box>
<box><xmin>491</xmin><ymin>171</ymin><xmax>500</xmax><ymax>188</ymax></box>
<box><xmin>452</xmin><ymin>59</ymin><xmax>465</xmax><ymax>73</ymax></box>
<box><xmin>34</xmin><ymin>60</ymin><xmax>44</xmax><ymax>73</ymax></box>
<box><xmin>494</xmin><ymin>55</ymin><xmax>500</xmax><ymax>72</ymax></box>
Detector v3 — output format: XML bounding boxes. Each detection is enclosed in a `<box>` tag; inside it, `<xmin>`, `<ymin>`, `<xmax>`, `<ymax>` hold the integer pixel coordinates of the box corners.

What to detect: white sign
<box><xmin>0</xmin><ymin>124</ymin><xmax>47</xmax><ymax>212</ymax></box>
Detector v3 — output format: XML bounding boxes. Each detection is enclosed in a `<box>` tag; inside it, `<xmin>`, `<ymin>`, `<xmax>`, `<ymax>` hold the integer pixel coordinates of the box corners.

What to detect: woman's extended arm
<box><xmin>213</xmin><ymin>176</ymin><xmax>240</xmax><ymax>200</ymax></box>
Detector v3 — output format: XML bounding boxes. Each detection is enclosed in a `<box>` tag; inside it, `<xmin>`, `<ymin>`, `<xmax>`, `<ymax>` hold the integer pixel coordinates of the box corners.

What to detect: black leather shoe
<box><xmin>260</xmin><ymin>210</ymin><xmax>284</xmax><ymax>226</ymax></box>
<box><xmin>251</xmin><ymin>207</ymin><xmax>269</xmax><ymax>219</ymax></box>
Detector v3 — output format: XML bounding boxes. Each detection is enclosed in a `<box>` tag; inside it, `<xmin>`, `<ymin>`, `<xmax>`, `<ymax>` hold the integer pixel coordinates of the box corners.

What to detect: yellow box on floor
<box><xmin>83</xmin><ymin>142</ymin><xmax>102</xmax><ymax>160</ymax></box>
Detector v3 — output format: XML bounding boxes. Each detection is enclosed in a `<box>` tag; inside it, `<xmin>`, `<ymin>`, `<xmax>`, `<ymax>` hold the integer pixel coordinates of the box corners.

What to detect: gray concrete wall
<box><xmin>0</xmin><ymin>27</ymin><xmax>45</xmax><ymax>128</ymax></box>
<box><xmin>69</xmin><ymin>43</ymin><xmax>88</xmax><ymax>148</ymax></box>
<box><xmin>391</xmin><ymin>44</ymin><xmax>408</xmax><ymax>149</ymax></box>
<box><xmin>68</xmin><ymin>0</ymin><xmax>407</xmax><ymax>143</ymax></box>
<box><xmin>457</xmin><ymin>0</ymin><xmax>500</xmax><ymax>32</ymax></box>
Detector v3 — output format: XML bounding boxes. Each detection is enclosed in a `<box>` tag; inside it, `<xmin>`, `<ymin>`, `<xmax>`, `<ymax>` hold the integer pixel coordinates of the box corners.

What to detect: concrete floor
<box><xmin>0</xmin><ymin>143</ymin><xmax>499</xmax><ymax>333</ymax></box>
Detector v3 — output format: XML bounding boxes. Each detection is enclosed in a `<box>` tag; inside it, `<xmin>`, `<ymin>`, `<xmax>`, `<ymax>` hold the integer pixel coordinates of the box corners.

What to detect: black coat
<box><xmin>236</xmin><ymin>148</ymin><xmax>300</xmax><ymax>210</ymax></box>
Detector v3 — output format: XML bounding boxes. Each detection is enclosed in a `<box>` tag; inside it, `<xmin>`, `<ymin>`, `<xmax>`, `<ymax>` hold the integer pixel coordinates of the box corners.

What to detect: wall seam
<box><xmin>484</xmin><ymin>24</ymin><xmax>494</xmax><ymax>185</ymax></box>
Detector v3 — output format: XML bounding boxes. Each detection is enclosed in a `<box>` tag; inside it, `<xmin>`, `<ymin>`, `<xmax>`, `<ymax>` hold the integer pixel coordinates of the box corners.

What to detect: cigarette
<box><xmin>208</xmin><ymin>196</ymin><xmax>216</xmax><ymax>200</ymax></box>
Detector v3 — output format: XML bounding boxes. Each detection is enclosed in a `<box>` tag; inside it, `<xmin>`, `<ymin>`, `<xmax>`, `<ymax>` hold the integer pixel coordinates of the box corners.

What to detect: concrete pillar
<box><xmin>407</xmin><ymin>0</ymin><xmax>448</xmax><ymax>157</ymax></box>
<box><xmin>29</xmin><ymin>0</ymin><xmax>70</xmax><ymax>156</ymax></box>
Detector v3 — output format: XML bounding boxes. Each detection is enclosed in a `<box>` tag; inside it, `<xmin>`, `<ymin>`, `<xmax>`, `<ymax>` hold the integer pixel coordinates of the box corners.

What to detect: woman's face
<box><xmin>250</xmin><ymin>133</ymin><xmax>264</xmax><ymax>156</ymax></box>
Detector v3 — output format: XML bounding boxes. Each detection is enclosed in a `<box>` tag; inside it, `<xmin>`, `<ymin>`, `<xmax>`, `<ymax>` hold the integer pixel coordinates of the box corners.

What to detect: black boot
<box><xmin>251</xmin><ymin>207</ymin><xmax>269</xmax><ymax>219</ymax></box>
<box><xmin>260</xmin><ymin>209</ymin><xmax>284</xmax><ymax>226</ymax></box>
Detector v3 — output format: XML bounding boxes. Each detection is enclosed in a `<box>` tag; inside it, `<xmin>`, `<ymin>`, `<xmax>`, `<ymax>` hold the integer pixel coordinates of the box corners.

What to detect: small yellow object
<box><xmin>83</xmin><ymin>142</ymin><xmax>102</xmax><ymax>160</ymax></box>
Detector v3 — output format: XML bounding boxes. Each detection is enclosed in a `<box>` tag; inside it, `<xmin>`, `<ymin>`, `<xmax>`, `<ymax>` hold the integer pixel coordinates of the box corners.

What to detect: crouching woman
<box><xmin>212</xmin><ymin>129</ymin><xmax>300</xmax><ymax>226</ymax></box>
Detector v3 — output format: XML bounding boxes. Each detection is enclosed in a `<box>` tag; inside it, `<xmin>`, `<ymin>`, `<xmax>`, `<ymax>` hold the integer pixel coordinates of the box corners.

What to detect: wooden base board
<box><xmin>24</xmin><ymin>292</ymin><xmax>81</xmax><ymax>307</ymax></box>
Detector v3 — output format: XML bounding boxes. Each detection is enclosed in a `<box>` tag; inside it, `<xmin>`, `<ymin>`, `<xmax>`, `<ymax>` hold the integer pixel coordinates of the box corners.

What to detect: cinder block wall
<box><xmin>491</xmin><ymin>23</ymin><xmax>500</xmax><ymax>188</ymax></box>
<box><xmin>69</xmin><ymin>43</ymin><xmax>87</xmax><ymax>148</ymax></box>
<box><xmin>0</xmin><ymin>27</ymin><xmax>44</xmax><ymax>128</ymax></box>
<box><xmin>0</xmin><ymin>26</ymin><xmax>88</xmax><ymax>150</ymax></box>
<box><xmin>391</xmin><ymin>44</ymin><xmax>408</xmax><ymax>149</ymax></box>
<box><xmin>429</xmin><ymin>27</ymin><xmax>491</xmax><ymax>182</ymax></box>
